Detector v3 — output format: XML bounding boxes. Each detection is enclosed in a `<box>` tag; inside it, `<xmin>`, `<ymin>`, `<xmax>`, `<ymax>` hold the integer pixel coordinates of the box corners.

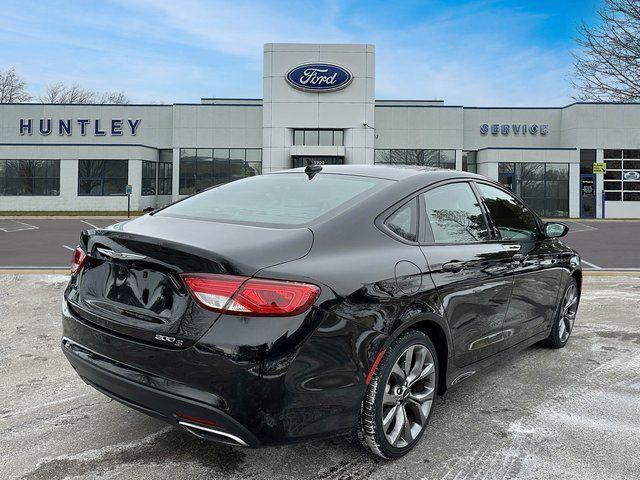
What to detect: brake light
<box><xmin>181</xmin><ymin>273</ymin><xmax>320</xmax><ymax>316</ymax></box>
<box><xmin>71</xmin><ymin>247</ymin><xmax>88</xmax><ymax>274</ymax></box>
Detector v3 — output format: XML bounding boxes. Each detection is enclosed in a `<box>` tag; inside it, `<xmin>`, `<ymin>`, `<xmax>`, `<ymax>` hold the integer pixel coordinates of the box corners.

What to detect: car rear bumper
<box><xmin>61</xmin><ymin>336</ymin><xmax>261</xmax><ymax>447</ymax></box>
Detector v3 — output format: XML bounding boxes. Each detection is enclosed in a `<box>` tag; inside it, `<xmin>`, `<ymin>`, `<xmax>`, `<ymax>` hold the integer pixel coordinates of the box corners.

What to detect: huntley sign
<box><xmin>19</xmin><ymin>118</ymin><xmax>142</xmax><ymax>136</ymax></box>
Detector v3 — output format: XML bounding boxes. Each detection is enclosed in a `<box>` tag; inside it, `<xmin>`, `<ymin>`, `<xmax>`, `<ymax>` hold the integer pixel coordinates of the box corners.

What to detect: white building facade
<box><xmin>1</xmin><ymin>43</ymin><xmax>639</xmax><ymax>218</ymax></box>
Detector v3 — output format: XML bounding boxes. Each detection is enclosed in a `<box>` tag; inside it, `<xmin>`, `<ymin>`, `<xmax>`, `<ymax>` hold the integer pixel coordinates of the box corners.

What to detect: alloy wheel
<box><xmin>381</xmin><ymin>344</ymin><xmax>436</xmax><ymax>448</ymax></box>
<box><xmin>558</xmin><ymin>283</ymin><xmax>578</xmax><ymax>342</ymax></box>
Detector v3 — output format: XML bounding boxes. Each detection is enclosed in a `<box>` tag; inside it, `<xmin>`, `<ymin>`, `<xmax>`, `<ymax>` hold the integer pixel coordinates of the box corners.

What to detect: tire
<box><xmin>544</xmin><ymin>277</ymin><xmax>580</xmax><ymax>349</ymax></box>
<box><xmin>356</xmin><ymin>330</ymin><xmax>438</xmax><ymax>459</ymax></box>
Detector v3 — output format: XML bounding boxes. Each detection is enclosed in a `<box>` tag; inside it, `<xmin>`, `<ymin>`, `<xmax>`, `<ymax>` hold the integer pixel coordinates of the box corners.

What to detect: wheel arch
<box><xmin>384</xmin><ymin>315</ymin><xmax>451</xmax><ymax>395</ymax></box>
<box><xmin>571</xmin><ymin>268</ymin><xmax>583</xmax><ymax>296</ymax></box>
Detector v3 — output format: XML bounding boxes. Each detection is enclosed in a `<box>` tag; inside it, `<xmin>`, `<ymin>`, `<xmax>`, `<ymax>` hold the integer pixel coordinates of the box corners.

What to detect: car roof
<box><xmin>275</xmin><ymin>164</ymin><xmax>485</xmax><ymax>183</ymax></box>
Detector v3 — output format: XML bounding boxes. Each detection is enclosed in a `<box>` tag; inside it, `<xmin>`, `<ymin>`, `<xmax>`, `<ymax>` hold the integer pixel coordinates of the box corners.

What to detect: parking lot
<box><xmin>1</xmin><ymin>274</ymin><xmax>639</xmax><ymax>479</ymax></box>
<box><xmin>0</xmin><ymin>217</ymin><xmax>639</xmax><ymax>272</ymax></box>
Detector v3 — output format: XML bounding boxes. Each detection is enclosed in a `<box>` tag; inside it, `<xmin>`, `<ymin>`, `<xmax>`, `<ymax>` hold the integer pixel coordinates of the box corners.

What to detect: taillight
<box><xmin>181</xmin><ymin>273</ymin><xmax>320</xmax><ymax>317</ymax></box>
<box><xmin>71</xmin><ymin>247</ymin><xmax>88</xmax><ymax>275</ymax></box>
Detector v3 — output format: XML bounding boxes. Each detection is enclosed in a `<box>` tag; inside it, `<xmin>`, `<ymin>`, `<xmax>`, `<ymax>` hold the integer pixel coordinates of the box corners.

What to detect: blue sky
<box><xmin>0</xmin><ymin>0</ymin><xmax>600</xmax><ymax>105</ymax></box>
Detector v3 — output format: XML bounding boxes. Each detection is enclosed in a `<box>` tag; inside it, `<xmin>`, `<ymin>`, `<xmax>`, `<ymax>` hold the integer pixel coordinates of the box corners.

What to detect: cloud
<box><xmin>0</xmin><ymin>0</ymin><xmax>581</xmax><ymax>104</ymax></box>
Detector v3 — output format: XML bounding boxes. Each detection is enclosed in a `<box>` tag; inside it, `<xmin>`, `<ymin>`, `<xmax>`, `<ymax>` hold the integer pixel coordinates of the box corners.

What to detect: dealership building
<box><xmin>1</xmin><ymin>43</ymin><xmax>640</xmax><ymax>218</ymax></box>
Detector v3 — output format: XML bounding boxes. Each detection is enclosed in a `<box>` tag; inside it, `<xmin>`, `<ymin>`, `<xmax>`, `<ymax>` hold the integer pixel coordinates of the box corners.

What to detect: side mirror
<box><xmin>545</xmin><ymin>222</ymin><xmax>569</xmax><ymax>238</ymax></box>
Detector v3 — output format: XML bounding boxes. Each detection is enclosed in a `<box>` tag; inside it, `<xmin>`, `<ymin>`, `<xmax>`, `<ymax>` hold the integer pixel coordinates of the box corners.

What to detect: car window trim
<box><xmin>378</xmin><ymin>196</ymin><xmax>421</xmax><ymax>245</ymax></box>
<box><xmin>471</xmin><ymin>179</ymin><xmax>545</xmax><ymax>242</ymax></box>
<box><xmin>417</xmin><ymin>179</ymin><xmax>496</xmax><ymax>247</ymax></box>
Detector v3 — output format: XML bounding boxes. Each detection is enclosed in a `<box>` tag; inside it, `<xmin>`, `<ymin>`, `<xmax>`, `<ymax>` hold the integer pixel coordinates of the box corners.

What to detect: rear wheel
<box><xmin>356</xmin><ymin>330</ymin><xmax>438</xmax><ymax>459</ymax></box>
<box><xmin>545</xmin><ymin>277</ymin><xmax>579</xmax><ymax>349</ymax></box>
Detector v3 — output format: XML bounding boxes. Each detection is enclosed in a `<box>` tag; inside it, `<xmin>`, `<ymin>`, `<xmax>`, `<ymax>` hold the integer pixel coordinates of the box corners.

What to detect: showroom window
<box><xmin>498</xmin><ymin>162</ymin><xmax>569</xmax><ymax>217</ymax></box>
<box><xmin>78</xmin><ymin>160</ymin><xmax>128</xmax><ymax>196</ymax></box>
<box><xmin>179</xmin><ymin>148</ymin><xmax>262</xmax><ymax>195</ymax></box>
<box><xmin>0</xmin><ymin>159</ymin><xmax>60</xmax><ymax>196</ymax></box>
<box><xmin>293</xmin><ymin>129</ymin><xmax>344</xmax><ymax>146</ymax></box>
<box><xmin>603</xmin><ymin>149</ymin><xmax>640</xmax><ymax>201</ymax></box>
<box><xmin>141</xmin><ymin>161</ymin><xmax>157</xmax><ymax>196</ymax></box>
<box><xmin>374</xmin><ymin>149</ymin><xmax>456</xmax><ymax>169</ymax></box>
<box><xmin>462</xmin><ymin>151</ymin><xmax>477</xmax><ymax>173</ymax></box>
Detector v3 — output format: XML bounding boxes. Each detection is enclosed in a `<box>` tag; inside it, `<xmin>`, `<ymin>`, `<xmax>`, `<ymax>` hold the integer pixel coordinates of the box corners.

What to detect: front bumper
<box><xmin>62</xmin><ymin>336</ymin><xmax>260</xmax><ymax>447</ymax></box>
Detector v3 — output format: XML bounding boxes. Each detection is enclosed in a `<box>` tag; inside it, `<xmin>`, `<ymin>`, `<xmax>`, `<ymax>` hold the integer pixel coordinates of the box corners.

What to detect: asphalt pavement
<box><xmin>2</xmin><ymin>274</ymin><xmax>639</xmax><ymax>479</ymax></box>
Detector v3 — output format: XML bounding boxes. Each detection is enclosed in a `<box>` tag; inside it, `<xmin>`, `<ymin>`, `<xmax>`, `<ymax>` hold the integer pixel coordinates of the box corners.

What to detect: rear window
<box><xmin>157</xmin><ymin>173</ymin><xmax>391</xmax><ymax>226</ymax></box>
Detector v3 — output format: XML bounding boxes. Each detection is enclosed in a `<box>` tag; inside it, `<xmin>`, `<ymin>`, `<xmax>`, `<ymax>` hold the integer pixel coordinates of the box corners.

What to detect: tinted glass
<box><xmin>0</xmin><ymin>159</ymin><xmax>60</xmax><ymax>196</ymax></box>
<box><xmin>386</xmin><ymin>199</ymin><xmax>418</xmax><ymax>242</ymax></box>
<box><xmin>477</xmin><ymin>183</ymin><xmax>540</xmax><ymax>241</ymax></box>
<box><xmin>78</xmin><ymin>160</ymin><xmax>128</xmax><ymax>196</ymax></box>
<box><xmin>334</xmin><ymin>130</ymin><xmax>344</xmax><ymax>146</ymax></box>
<box><xmin>158</xmin><ymin>173</ymin><xmax>390</xmax><ymax>226</ymax></box>
<box><xmin>375</xmin><ymin>150</ymin><xmax>390</xmax><ymax>163</ymax></box>
<box><xmin>141</xmin><ymin>161</ymin><xmax>157</xmax><ymax>196</ymax></box>
<box><xmin>423</xmin><ymin>183</ymin><xmax>489</xmax><ymax>243</ymax></box>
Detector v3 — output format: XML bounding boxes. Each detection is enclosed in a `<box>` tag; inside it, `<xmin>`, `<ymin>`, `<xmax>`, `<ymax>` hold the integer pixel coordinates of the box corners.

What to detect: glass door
<box><xmin>580</xmin><ymin>173</ymin><xmax>596</xmax><ymax>218</ymax></box>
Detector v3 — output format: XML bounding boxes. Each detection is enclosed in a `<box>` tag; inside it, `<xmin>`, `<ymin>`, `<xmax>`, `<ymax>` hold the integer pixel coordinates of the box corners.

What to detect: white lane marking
<box><xmin>0</xmin><ymin>220</ymin><xmax>39</xmax><ymax>233</ymax></box>
<box><xmin>566</xmin><ymin>222</ymin><xmax>599</xmax><ymax>233</ymax></box>
<box><xmin>80</xmin><ymin>219</ymin><xmax>99</xmax><ymax>229</ymax></box>
<box><xmin>581</xmin><ymin>260</ymin><xmax>602</xmax><ymax>269</ymax></box>
<box><xmin>62</xmin><ymin>245</ymin><xmax>75</xmax><ymax>251</ymax></box>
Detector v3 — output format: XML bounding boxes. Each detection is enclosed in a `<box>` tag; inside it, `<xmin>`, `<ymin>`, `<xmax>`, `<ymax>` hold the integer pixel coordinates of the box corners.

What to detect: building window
<box><xmin>78</xmin><ymin>160</ymin><xmax>128</xmax><ymax>196</ymax></box>
<box><xmin>462</xmin><ymin>151</ymin><xmax>477</xmax><ymax>173</ymax></box>
<box><xmin>374</xmin><ymin>149</ymin><xmax>456</xmax><ymax>169</ymax></box>
<box><xmin>293</xmin><ymin>129</ymin><xmax>344</xmax><ymax>146</ymax></box>
<box><xmin>141</xmin><ymin>161</ymin><xmax>157</xmax><ymax>196</ymax></box>
<box><xmin>604</xmin><ymin>149</ymin><xmax>640</xmax><ymax>201</ymax></box>
<box><xmin>580</xmin><ymin>149</ymin><xmax>596</xmax><ymax>174</ymax></box>
<box><xmin>498</xmin><ymin>162</ymin><xmax>569</xmax><ymax>217</ymax></box>
<box><xmin>179</xmin><ymin>148</ymin><xmax>262</xmax><ymax>195</ymax></box>
<box><xmin>0</xmin><ymin>159</ymin><xmax>60</xmax><ymax>196</ymax></box>
<box><xmin>158</xmin><ymin>149</ymin><xmax>173</xmax><ymax>195</ymax></box>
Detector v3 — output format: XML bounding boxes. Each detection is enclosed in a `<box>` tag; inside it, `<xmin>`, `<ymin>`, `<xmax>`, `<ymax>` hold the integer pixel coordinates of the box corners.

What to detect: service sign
<box><xmin>285</xmin><ymin>63</ymin><xmax>353</xmax><ymax>92</ymax></box>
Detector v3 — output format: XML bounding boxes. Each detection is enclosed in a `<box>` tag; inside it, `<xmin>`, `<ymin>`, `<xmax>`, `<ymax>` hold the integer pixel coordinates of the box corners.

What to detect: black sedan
<box><xmin>61</xmin><ymin>165</ymin><xmax>581</xmax><ymax>459</ymax></box>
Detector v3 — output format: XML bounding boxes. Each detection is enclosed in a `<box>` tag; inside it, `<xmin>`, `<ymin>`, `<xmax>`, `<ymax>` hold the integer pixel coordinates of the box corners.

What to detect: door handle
<box><xmin>442</xmin><ymin>261</ymin><xmax>465</xmax><ymax>273</ymax></box>
<box><xmin>504</xmin><ymin>244</ymin><xmax>521</xmax><ymax>253</ymax></box>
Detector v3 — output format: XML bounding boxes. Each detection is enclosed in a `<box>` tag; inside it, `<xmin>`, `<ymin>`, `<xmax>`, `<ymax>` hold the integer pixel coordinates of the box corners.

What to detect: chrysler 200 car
<box><xmin>61</xmin><ymin>165</ymin><xmax>581</xmax><ymax>459</ymax></box>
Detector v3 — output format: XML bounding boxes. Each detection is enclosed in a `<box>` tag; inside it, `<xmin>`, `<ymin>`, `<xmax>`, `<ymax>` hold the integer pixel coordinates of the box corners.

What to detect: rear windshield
<box><xmin>156</xmin><ymin>173</ymin><xmax>391</xmax><ymax>226</ymax></box>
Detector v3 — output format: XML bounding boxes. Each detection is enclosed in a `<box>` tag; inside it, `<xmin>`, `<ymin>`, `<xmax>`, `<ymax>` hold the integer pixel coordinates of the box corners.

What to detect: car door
<box><xmin>474</xmin><ymin>181</ymin><xmax>563</xmax><ymax>346</ymax></box>
<box><xmin>418</xmin><ymin>181</ymin><xmax>514</xmax><ymax>368</ymax></box>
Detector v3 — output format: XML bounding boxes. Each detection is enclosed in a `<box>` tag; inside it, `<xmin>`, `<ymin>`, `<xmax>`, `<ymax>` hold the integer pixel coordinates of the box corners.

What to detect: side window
<box><xmin>476</xmin><ymin>183</ymin><xmax>540</xmax><ymax>241</ymax></box>
<box><xmin>385</xmin><ymin>198</ymin><xmax>418</xmax><ymax>242</ymax></box>
<box><xmin>422</xmin><ymin>182</ymin><xmax>490</xmax><ymax>243</ymax></box>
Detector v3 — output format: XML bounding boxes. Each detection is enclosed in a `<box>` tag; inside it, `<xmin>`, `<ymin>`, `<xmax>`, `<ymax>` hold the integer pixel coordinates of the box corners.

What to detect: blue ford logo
<box><xmin>285</xmin><ymin>63</ymin><xmax>353</xmax><ymax>92</ymax></box>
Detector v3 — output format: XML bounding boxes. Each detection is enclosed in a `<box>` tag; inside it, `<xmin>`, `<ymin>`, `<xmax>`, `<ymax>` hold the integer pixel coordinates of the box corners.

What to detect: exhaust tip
<box><xmin>178</xmin><ymin>420</ymin><xmax>249</xmax><ymax>447</ymax></box>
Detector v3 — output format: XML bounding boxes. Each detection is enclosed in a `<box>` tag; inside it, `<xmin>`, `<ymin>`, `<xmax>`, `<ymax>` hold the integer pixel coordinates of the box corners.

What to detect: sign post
<box><xmin>592</xmin><ymin>163</ymin><xmax>606</xmax><ymax>218</ymax></box>
<box><xmin>125</xmin><ymin>184</ymin><xmax>132</xmax><ymax>218</ymax></box>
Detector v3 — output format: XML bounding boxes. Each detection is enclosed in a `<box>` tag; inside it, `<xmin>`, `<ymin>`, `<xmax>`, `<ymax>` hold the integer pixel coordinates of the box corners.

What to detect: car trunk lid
<box><xmin>66</xmin><ymin>215</ymin><xmax>313</xmax><ymax>348</ymax></box>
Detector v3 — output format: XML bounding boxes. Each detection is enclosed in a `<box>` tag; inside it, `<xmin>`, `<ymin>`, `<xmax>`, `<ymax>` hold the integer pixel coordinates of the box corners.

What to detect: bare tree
<box><xmin>40</xmin><ymin>82</ymin><xmax>131</xmax><ymax>104</ymax></box>
<box><xmin>573</xmin><ymin>0</ymin><xmax>640</xmax><ymax>101</ymax></box>
<box><xmin>96</xmin><ymin>90</ymin><xmax>130</xmax><ymax>104</ymax></box>
<box><xmin>0</xmin><ymin>67</ymin><xmax>32</xmax><ymax>102</ymax></box>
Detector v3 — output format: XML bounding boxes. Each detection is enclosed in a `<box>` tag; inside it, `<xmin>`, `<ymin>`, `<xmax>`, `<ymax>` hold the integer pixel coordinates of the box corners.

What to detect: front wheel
<box><xmin>356</xmin><ymin>330</ymin><xmax>438</xmax><ymax>459</ymax></box>
<box><xmin>544</xmin><ymin>277</ymin><xmax>579</xmax><ymax>349</ymax></box>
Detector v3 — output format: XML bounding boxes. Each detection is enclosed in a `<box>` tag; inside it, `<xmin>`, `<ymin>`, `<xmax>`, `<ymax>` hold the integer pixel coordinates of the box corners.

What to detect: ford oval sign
<box><xmin>285</xmin><ymin>63</ymin><xmax>353</xmax><ymax>92</ymax></box>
